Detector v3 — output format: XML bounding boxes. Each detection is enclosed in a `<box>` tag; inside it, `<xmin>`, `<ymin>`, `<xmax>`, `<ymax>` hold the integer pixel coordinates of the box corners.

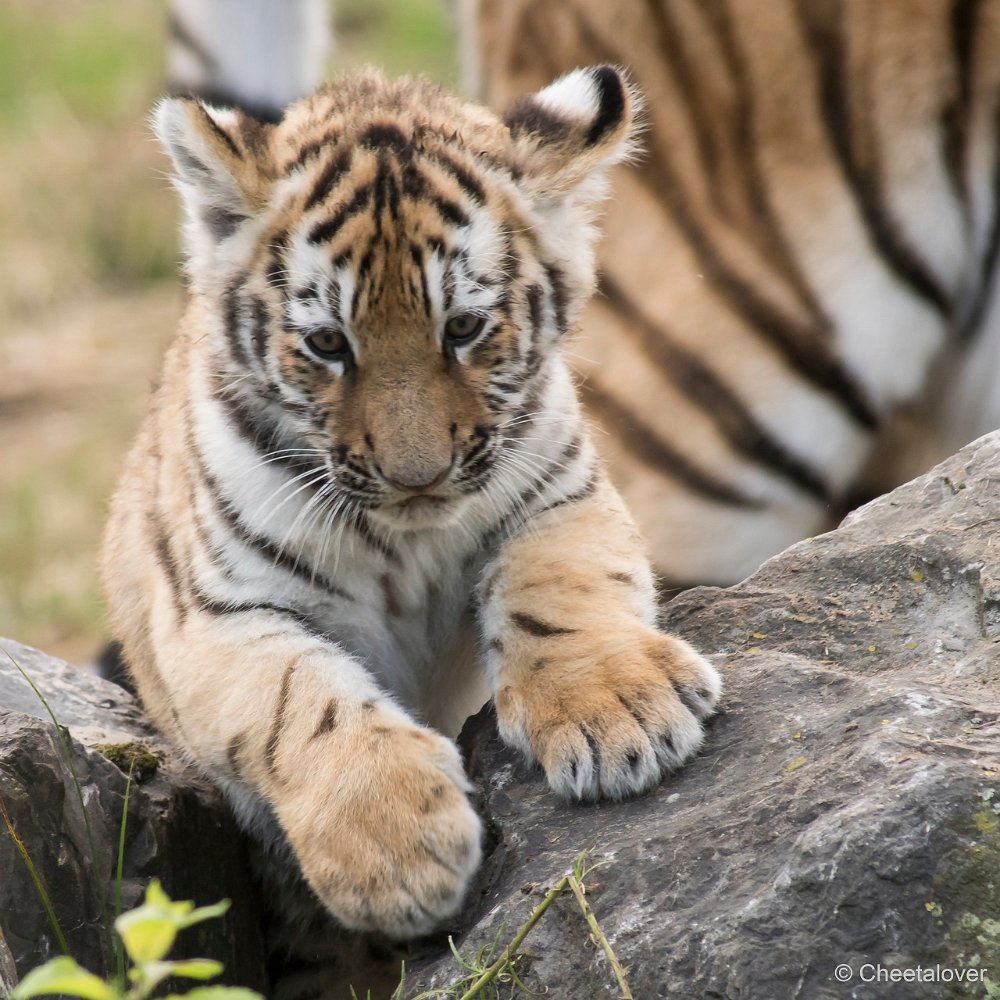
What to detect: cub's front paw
<box><xmin>285</xmin><ymin>714</ymin><xmax>482</xmax><ymax>939</ymax></box>
<box><xmin>495</xmin><ymin>631</ymin><xmax>721</xmax><ymax>801</ymax></box>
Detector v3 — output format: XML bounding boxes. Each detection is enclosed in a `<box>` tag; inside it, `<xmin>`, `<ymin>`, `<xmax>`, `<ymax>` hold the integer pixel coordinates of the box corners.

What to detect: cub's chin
<box><xmin>369</xmin><ymin>493</ymin><xmax>472</xmax><ymax>532</ymax></box>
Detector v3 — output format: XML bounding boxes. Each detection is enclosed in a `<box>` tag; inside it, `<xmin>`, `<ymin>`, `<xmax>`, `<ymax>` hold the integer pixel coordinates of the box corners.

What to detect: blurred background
<box><xmin>0</xmin><ymin>0</ymin><xmax>458</xmax><ymax>665</ymax></box>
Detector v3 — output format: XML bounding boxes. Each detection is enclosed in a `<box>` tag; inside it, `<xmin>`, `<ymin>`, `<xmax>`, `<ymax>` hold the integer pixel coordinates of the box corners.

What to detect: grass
<box><xmin>1</xmin><ymin>645</ymin><xmax>119</xmax><ymax>971</ymax></box>
<box><xmin>0</xmin><ymin>796</ymin><xmax>70</xmax><ymax>958</ymax></box>
<box><xmin>0</xmin><ymin>0</ymin><xmax>180</xmax><ymax>664</ymax></box>
<box><xmin>0</xmin><ymin>361</ymin><xmax>174</xmax><ymax>664</ymax></box>
<box><xmin>0</xmin><ymin>0</ymin><xmax>456</xmax><ymax>664</ymax></box>
<box><xmin>335</xmin><ymin>0</ymin><xmax>459</xmax><ymax>83</ymax></box>
<box><xmin>0</xmin><ymin>647</ymin><xmax>168</xmax><ymax>992</ymax></box>
<box><xmin>0</xmin><ymin>0</ymin><xmax>174</xmax><ymax>314</ymax></box>
<box><xmin>0</xmin><ymin>1</ymin><xmax>165</xmax><ymax>135</ymax></box>
<box><xmin>355</xmin><ymin>851</ymin><xmax>634</xmax><ymax>1000</ymax></box>
<box><xmin>115</xmin><ymin>757</ymin><xmax>137</xmax><ymax>986</ymax></box>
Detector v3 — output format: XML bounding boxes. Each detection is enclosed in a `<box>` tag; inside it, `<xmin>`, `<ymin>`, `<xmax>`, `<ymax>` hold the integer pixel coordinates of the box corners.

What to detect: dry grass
<box><xmin>0</xmin><ymin>0</ymin><xmax>456</xmax><ymax>664</ymax></box>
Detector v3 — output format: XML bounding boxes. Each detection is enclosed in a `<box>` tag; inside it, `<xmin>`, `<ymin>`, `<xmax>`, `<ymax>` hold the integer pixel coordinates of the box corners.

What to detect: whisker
<box><xmin>245</xmin><ymin>467</ymin><xmax>330</xmax><ymax>529</ymax></box>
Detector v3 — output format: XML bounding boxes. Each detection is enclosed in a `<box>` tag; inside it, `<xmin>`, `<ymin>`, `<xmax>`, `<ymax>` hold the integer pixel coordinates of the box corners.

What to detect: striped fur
<box><xmin>464</xmin><ymin>0</ymin><xmax>1000</xmax><ymax>588</ymax></box>
<box><xmin>101</xmin><ymin>67</ymin><xmax>720</xmax><ymax>939</ymax></box>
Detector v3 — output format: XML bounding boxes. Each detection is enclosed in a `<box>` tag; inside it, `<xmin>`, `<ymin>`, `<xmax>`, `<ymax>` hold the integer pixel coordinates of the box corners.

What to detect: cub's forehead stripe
<box><xmin>302</xmin><ymin>146</ymin><xmax>354</xmax><ymax>212</ymax></box>
<box><xmin>307</xmin><ymin>183</ymin><xmax>374</xmax><ymax>245</ymax></box>
<box><xmin>303</xmin><ymin>145</ymin><xmax>483</xmax><ymax>248</ymax></box>
<box><xmin>429</xmin><ymin>150</ymin><xmax>487</xmax><ymax>203</ymax></box>
<box><xmin>356</xmin><ymin>122</ymin><xmax>410</xmax><ymax>152</ymax></box>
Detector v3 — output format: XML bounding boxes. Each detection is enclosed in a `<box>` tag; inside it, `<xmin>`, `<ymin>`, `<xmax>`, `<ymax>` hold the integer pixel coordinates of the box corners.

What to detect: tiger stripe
<box><xmin>466</xmin><ymin>0</ymin><xmax>1000</xmax><ymax>584</ymax></box>
<box><xmin>599</xmin><ymin>274</ymin><xmax>831</xmax><ymax>500</ymax></box>
<box><xmin>795</xmin><ymin>0</ymin><xmax>952</xmax><ymax>316</ymax></box>
<box><xmin>941</xmin><ymin>0</ymin><xmax>981</xmax><ymax>211</ymax></box>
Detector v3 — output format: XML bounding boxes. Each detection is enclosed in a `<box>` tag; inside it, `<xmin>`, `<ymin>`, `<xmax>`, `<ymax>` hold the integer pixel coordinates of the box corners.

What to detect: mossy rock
<box><xmin>929</xmin><ymin>798</ymin><xmax>1000</xmax><ymax>999</ymax></box>
<box><xmin>91</xmin><ymin>741</ymin><xmax>160</xmax><ymax>783</ymax></box>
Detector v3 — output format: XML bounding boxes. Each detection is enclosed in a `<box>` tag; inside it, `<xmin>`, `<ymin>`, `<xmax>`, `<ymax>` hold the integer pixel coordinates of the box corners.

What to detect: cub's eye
<box><xmin>444</xmin><ymin>313</ymin><xmax>487</xmax><ymax>346</ymax></box>
<box><xmin>303</xmin><ymin>328</ymin><xmax>350</xmax><ymax>362</ymax></box>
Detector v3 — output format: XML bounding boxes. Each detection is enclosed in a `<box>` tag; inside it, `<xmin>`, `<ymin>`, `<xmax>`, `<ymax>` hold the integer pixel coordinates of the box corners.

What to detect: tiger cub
<box><xmin>101</xmin><ymin>66</ymin><xmax>721</xmax><ymax>938</ymax></box>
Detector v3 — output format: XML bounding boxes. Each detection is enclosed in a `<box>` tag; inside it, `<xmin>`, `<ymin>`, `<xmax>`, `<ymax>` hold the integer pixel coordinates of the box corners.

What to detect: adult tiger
<box><xmin>461</xmin><ymin>0</ymin><xmax>1000</xmax><ymax>588</ymax></box>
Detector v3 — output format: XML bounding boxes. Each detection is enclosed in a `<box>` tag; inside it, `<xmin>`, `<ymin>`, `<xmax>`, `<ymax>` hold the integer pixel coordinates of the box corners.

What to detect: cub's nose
<box><xmin>382</xmin><ymin>464</ymin><xmax>451</xmax><ymax>495</ymax></box>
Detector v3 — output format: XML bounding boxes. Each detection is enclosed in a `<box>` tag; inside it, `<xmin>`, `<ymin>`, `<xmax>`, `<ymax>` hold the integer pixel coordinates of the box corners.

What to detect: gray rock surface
<box><xmin>406</xmin><ymin>432</ymin><xmax>1000</xmax><ymax>1000</ymax></box>
<box><xmin>0</xmin><ymin>929</ymin><xmax>16</xmax><ymax>998</ymax></box>
<box><xmin>0</xmin><ymin>640</ymin><xmax>268</xmax><ymax>991</ymax></box>
<box><xmin>5</xmin><ymin>430</ymin><xmax>1000</xmax><ymax>999</ymax></box>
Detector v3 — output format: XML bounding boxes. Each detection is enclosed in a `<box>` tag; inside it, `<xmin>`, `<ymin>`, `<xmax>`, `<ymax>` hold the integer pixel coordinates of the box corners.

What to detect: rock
<box><xmin>6</xmin><ymin>430</ymin><xmax>1000</xmax><ymax>999</ymax></box>
<box><xmin>0</xmin><ymin>929</ymin><xmax>17</xmax><ymax>997</ymax></box>
<box><xmin>406</xmin><ymin>432</ymin><xmax>1000</xmax><ymax>1000</ymax></box>
<box><xmin>0</xmin><ymin>640</ymin><xmax>268</xmax><ymax>992</ymax></box>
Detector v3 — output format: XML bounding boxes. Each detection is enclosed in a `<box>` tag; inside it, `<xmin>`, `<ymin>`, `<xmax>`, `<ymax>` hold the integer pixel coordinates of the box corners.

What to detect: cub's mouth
<box><xmin>397</xmin><ymin>494</ymin><xmax>450</xmax><ymax>512</ymax></box>
<box><xmin>370</xmin><ymin>491</ymin><xmax>469</xmax><ymax>530</ymax></box>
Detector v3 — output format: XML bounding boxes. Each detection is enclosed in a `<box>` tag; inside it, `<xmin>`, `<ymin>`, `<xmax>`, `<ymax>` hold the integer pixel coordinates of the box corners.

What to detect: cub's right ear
<box><xmin>153</xmin><ymin>97</ymin><xmax>274</xmax><ymax>269</ymax></box>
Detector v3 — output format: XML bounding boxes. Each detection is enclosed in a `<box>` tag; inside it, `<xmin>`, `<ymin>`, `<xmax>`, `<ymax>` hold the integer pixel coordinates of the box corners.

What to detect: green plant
<box><xmin>3</xmin><ymin>649</ymin><xmax>159</xmax><ymax>985</ymax></box>
<box><xmin>1</xmin><ymin>646</ymin><xmax>118</xmax><ymax>969</ymax></box>
<box><xmin>0</xmin><ymin>797</ymin><xmax>69</xmax><ymax>957</ymax></box>
<box><xmin>11</xmin><ymin>881</ymin><xmax>261</xmax><ymax>1000</ymax></box>
<box><xmin>375</xmin><ymin>851</ymin><xmax>634</xmax><ymax>1000</ymax></box>
<box><xmin>0</xmin><ymin>651</ymin><xmax>249</xmax><ymax>998</ymax></box>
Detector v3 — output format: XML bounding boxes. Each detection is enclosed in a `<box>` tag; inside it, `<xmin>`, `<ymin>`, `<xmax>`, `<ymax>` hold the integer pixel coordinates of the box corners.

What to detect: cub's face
<box><xmin>275</xmin><ymin>123</ymin><xmax>527</xmax><ymax>529</ymax></box>
<box><xmin>156</xmin><ymin>67</ymin><xmax>637</xmax><ymax>529</ymax></box>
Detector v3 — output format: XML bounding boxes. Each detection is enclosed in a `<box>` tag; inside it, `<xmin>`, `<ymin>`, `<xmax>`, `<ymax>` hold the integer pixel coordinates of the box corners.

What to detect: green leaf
<box><xmin>143</xmin><ymin>879</ymin><xmax>172</xmax><ymax>909</ymax></box>
<box><xmin>145</xmin><ymin>881</ymin><xmax>231</xmax><ymax>928</ymax></box>
<box><xmin>127</xmin><ymin>958</ymin><xmax>223</xmax><ymax>996</ymax></box>
<box><xmin>138</xmin><ymin>959</ymin><xmax>223</xmax><ymax>988</ymax></box>
<box><xmin>179</xmin><ymin>899</ymin><xmax>231</xmax><ymax>929</ymax></box>
<box><xmin>11</xmin><ymin>957</ymin><xmax>121</xmax><ymax>1000</ymax></box>
<box><xmin>163</xmin><ymin>988</ymin><xmax>265</xmax><ymax>1000</ymax></box>
<box><xmin>115</xmin><ymin>880</ymin><xmax>231</xmax><ymax>962</ymax></box>
<box><xmin>115</xmin><ymin>907</ymin><xmax>178</xmax><ymax>964</ymax></box>
<box><xmin>160</xmin><ymin>960</ymin><xmax>225</xmax><ymax>980</ymax></box>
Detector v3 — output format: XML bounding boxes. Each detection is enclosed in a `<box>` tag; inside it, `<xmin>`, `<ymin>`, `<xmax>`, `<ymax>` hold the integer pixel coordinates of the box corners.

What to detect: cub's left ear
<box><xmin>504</xmin><ymin>65</ymin><xmax>641</xmax><ymax>203</ymax></box>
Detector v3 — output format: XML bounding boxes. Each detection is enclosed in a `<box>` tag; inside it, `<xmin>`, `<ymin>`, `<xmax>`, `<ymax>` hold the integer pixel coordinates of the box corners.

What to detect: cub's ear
<box><xmin>153</xmin><ymin>97</ymin><xmax>274</xmax><ymax>267</ymax></box>
<box><xmin>503</xmin><ymin>65</ymin><xmax>641</xmax><ymax>203</ymax></box>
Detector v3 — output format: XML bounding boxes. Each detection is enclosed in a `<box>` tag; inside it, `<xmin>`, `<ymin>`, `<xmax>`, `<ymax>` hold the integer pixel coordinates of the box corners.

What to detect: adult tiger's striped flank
<box><xmin>466</xmin><ymin>0</ymin><xmax>1000</xmax><ymax>588</ymax></box>
<box><xmin>101</xmin><ymin>67</ymin><xmax>720</xmax><ymax>939</ymax></box>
